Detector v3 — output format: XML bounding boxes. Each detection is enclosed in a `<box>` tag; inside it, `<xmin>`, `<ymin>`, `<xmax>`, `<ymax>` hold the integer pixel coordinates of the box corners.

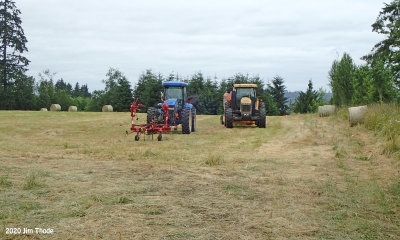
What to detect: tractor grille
<box><xmin>241</xmin><ymin>104</ymin><xmax>251</xmax><ymax>113</ymax></box>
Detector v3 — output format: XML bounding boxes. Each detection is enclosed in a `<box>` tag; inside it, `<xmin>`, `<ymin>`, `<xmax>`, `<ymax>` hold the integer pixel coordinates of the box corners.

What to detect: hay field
<box><xmin>0</xmin><ymin>111</ymin><xmax>399</xmax><ymax>239</ymax></box>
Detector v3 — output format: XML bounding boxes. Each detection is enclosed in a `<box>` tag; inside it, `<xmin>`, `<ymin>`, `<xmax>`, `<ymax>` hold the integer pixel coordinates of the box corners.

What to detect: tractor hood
<box><xmin>165</xmin><ymin>98</ymin><xmax>178</xmax><ymax>108</ymax></box>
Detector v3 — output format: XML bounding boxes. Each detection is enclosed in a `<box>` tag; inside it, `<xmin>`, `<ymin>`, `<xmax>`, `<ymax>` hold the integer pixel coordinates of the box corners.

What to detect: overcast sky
<box><xmin>18</xmin><ymin>0</ymin><xmax>385</xmax><ymax>92</ymax></box>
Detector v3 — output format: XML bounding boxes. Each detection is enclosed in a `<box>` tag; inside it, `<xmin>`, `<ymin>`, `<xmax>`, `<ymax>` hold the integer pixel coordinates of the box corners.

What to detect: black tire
<box><xmin>225</xmin><ymin>108</ymin><xmax>233</xmax><ymax>128</ymax></box>
<box><xmin>157</xmin><ymin>134</ymin><xmax>162</xmax><ymax>141</ymax></box>
<box><xmin>224</xmin><ymin>102</ymin><xmax>231</xmax><ymax>127</ymax></box>
<box><xmin>258</xmin><ymin>102</ymin><xmax>266</xmax><ymax>128</ymax></box>
<box><xmin>134</xmin><ymin>135</ymin><xmax>139</xmax><ymax>141</ymax></box>
<box><xmin>181</xmin><ymin>108</ymin><xmax>191</xmax><ymax>134</ymax></box>
<box><xmin>147</xmin><ymin>107</ymin><xmax>156</xmax><ymax>124</ymax></box>
<box><xmin>191</xmin><ymin>108</ymin><xmax>196</xmax><ymax>132</ymax></box>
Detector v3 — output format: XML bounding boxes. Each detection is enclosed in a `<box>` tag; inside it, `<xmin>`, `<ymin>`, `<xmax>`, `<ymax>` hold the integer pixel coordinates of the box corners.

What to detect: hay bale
<box><xmin>318</xmin><ymin>105</ymin><xmax>336</xmax><ymax>117</ymax></box>
<box><xmin>50</xmin><ymin>104</ymin><xmax>61</xmax><ymax>111</ymax></box>
<box><xmin>318</xmin><ymin>106</ymin><xmax>324</xmax><ymax>117</ymax></box>
<box><xmin>102</xmin><ymin>105</ymin><xmax>113</xmax><ymax>112</ymax></box>
<box><xmin>348</xmin><ymin>105</ymin><xmax>368</xmax><ymax>127</ymax></box>
<box><xmin>40</xmin><ymin>108</ymin><xmax>48</xmax><ymax>111</ymax></box>
<box><xmin>68</xmin><ymin>106</ymin><xmax>77</xmax><ymax>112</ymax></box>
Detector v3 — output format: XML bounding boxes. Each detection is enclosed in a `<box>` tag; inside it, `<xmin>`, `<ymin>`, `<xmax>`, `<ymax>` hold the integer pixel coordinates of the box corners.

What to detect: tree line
<box><xmin>329</xmin><ymin>1</ymin><xmax>400</xmax><ymax>106</ymax></box>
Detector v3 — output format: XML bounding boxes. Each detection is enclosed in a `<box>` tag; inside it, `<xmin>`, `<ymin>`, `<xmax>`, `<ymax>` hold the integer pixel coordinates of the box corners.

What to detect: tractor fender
<box><xmin>184</xmin><ymin>103</ymin><xmax>193</xmax><ymax>109</ymax></box>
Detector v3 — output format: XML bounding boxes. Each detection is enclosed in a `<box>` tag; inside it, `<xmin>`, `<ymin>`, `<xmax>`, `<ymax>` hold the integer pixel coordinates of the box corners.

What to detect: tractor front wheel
<box><xmin>225</xmin><ymin>108</ymin><xmax>233</xmax><ymax>128</ymax></box>
<box><xmin>181</xmin><ymin>108</ymin><xmax>191</xmax><ymax>134</ymax></box>
<box><xmin>258</xmin><ymin>102</ymin><xmax>266</xmax><ymax>128</ymax></box>
<box><xmin>147</xmin><ymin>107</ymin><xmax>156</xmax><ymax>124</ymax></box>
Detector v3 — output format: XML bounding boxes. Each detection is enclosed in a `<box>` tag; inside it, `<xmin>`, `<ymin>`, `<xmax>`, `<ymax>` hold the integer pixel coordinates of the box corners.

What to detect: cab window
<box><xmin>165</xmin><ymin>87</ymin><xmax>182</xmax><ymax>100</ymax></box>
<box><xmin>236</xmin><ymin>88</ymin><xmax>255</xmax><ymax>102</ymax></box>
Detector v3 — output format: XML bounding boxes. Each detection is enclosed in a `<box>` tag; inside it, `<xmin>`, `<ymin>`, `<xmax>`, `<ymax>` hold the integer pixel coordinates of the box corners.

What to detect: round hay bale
<box><xmin>102</xmin><ymin>105</ymin><xmax>113</xmax><ymax>112</ymax></box>
<box><xmin>348</xmin><ymin>105</ymin><xmax>368</xmax><ymax>127</ymax></box>
<box><xmin>318</xmin><ymin>106</ymin><xmax>325</xmax><ymax>117</ymax></box>
<box><xmin>40</xmin><ymin>108</ymin><xmax>48</xmax><ymax>111</ymax></box>
<box><xmin>50</xmin><ymin>104</ymin><xmax>61</xmax><ymax>111</ymax></box>
<box><xmin>318</xmin><ymin>105</ymin><xmax>336</xmax><ymax>117</ymax></box>
<box><xmin>68</xmin><ymin>106</ymin><xmax>77</xmax><ymax>112</ymax></box>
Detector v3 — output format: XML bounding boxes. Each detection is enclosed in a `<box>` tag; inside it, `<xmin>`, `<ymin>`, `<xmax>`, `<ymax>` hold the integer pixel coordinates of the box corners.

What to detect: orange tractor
<box><xmin>221</xmin><ymin>84</ymin><xmax>266</xmax><ymax>128</ymax></box>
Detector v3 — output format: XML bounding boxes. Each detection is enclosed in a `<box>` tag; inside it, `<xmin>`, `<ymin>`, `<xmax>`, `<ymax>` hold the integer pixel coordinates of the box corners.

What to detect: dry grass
<box><xmin>364</xmin><ymin>103</ymin><xmax>400</xmax><ymax>155</ymax></box>
<box><xmin>0</xmin><ymin>111</ymin><xmax>399</xmax><ymax>239</ymax></box>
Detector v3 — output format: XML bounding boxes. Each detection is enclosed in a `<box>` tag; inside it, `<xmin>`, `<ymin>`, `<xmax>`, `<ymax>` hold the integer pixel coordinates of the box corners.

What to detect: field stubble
<box><xmin>0</xmin><ymin>111</ymin><xmax>399</xmax><ymax>239</ymax></box>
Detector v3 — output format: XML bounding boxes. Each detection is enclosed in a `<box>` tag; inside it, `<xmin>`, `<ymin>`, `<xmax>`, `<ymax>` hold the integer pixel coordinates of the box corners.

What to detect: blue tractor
<box><xmin>146</xmin><ymin>82</ymin><xmax>196</xmax><ymax>134</ymax></box>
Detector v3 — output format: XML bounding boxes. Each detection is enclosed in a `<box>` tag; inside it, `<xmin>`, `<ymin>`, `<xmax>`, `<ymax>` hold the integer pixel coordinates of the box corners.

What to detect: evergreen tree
<box><xmin>293</xmin><ymin>80</ymin><xmax>324</xmax><ymax>113</ymax></box>
<box><xmin>80</xmin><ymin>84</ymin><xmax>90</xmax><ymax>98</ymax></box>
<box><xmin>55</xmin><ymin>79</ymin><xmax>68</xmax><ymax>92</ymax></box>
<box><xmin>13</xmin><ymin>72</ymin><xmax>35</xmax><ymax>110</ymax></box>
<box><xmin>73</xmin><ymin>82</ymin><xmax>80</xmax><ymax>97</ymax></box>
<box><xmin>66</xmin><ymin>83</ymin><xmax>73</xmax><ymax>95</ymax></box>
<box><xmin>186</xmin><ymin>73</ymin><xmax>219</xmax><ymax>114</ymax></box>
<box><xmin>114</xmin><ymin>75</ymin><xmax>133</xmax><ymax>111</ymax></box>
<box><xmin>0</xmin><ymin>0</ymin><xmax>29</xmax><ymax>91</ymax></box>
<box><xmin>133</xmin><ymin>69</ymin><xmax>163</xmax><ymax>110</ymax></box>
<box><xmin>268</xmin><ymin>76</ymin><xmax>288</xmax><ymax>115</ymax></box>
<box><xmin>364</xmin><ymin>0</ymin><xmax>400</xmax><ymax>88</ymax></box>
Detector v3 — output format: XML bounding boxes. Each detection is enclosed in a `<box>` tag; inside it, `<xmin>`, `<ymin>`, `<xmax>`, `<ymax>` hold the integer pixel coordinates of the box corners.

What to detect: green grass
<box><xmin>0</xmin><ymin>176</ymin><xmax>12</xmax><ymax>187</ymax></box>
<box><xmin>205</xmin><ymin>154</ymin><xmax>223</xmax><ymax>166</ymax></box>
<box><xmin>23</xmin><ymin>172</ymin><xmax>42</xmax><ymax>190</ymax></box>
<box><xmin>117</xmin><ymin>196</ymin><xmax>132</xmax><ymax>204</ymax></box>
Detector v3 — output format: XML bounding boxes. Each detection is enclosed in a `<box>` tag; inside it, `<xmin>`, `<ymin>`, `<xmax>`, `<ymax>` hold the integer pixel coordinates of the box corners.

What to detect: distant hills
<box><xmin>284</xmin><ymin>91</ymin><xmax>332</xmax><ymax>106</ymax></box>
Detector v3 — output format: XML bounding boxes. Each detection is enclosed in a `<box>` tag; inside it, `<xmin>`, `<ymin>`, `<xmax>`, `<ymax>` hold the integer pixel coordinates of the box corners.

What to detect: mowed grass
<box><xmin>0</xmin><ymin>110</ymin><xmax>399</xmax><ymax>239</ymax></box>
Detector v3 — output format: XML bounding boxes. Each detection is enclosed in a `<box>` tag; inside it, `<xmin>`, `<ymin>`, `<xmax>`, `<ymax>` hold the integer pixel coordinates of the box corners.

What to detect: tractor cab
<box><xmin>162</xmin><ymin>82</ymin><xmax>188</xmax><ymax>110</ymax></box>
<box><xmin>147</xmin><ymin>82</ymin><xmax>196</xmax><ymax>134</ymax></box>
<box><xmin>232</xmin><ymin>85</ymin><xmax>257</xmax><ymax>112</ymax></box>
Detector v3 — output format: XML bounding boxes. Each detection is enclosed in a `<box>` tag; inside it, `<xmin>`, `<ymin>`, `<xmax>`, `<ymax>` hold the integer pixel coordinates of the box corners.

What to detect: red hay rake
<box><xmin>127</xmin><ymin>99</ymin><xmax>171</xmax><ymax>141</ymax></box>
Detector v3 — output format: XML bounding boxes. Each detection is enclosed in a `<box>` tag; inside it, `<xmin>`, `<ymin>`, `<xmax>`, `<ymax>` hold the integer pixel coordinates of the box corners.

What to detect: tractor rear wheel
<box><xmin>182</xmin><ymin>108</ymin><xmax>191</xmax><ymax>134</ymax></box>
<box><xmin>225</xmin><ymin>107</ymin><xmax>233</xmax><ymax>128</ymax></box>
<box><xmin>191</xmin><ymin>108</ymin><xmax>196</xmax><ymax>132</ymax></box>
<box><xmin>147</xmin><ymin>107</ymin><xmax>156</xmax><ymax>124</ymax></box>
<box><xmin>224</xmin><ymin>102</ymin><xmax>231</xmax><ymax>127</ymax></box>
<box><xmin>258</xmin><ymin>102</ymin><xmax>266</xmax><ymax>128</ymax></box>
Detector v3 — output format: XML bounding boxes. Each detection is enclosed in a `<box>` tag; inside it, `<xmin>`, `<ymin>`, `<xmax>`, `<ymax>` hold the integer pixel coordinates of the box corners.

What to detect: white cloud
<box><xmin>19</xmin><ymin>0</ymin><xmax>385</xmax><ymax>91</ymax></box>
